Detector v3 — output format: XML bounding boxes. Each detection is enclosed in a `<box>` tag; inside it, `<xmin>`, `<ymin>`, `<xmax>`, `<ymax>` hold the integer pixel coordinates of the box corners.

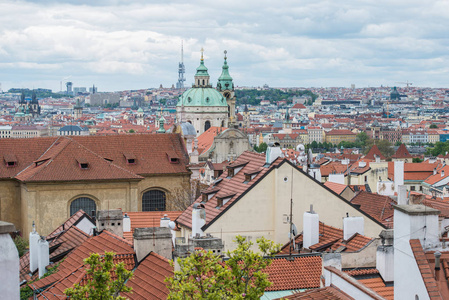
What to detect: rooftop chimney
<box><xmin>433</xmin><ymin>168</ymin><xmax>437</xmax><ymax>175</ymax></box>
<box><xmin>328</xmin><ymin>173</ymin><xmax>345</xmax><ymax>185</ymax></box>
<box><xmin>442</xmin><ymin>170</ymin><xmax>445</xmax><ymax>177</ymax></box>
<box><xmin>133</xmin><ymin>227</ymin><xmax>173</xmax><ymax>262</ymax></box>
<box><xmin>0</xmin><ymin>221</ymin><xmax>20</xmax><ymax>299</ymax></box>
<box><xmin>343</xmin><ymin>216</ymin><xmax>364</xmax><ymax>240</ymax></box>
<box><xmin>303</xmin><ymin>207</ymin><xmax>319</xmax><ymax>249</ymax></box>
<box><xmin>123</xmin><ymin>213</ymin><xmax>131</xmax><ymax>233</ymax></box>
<box><xmin>96</xmin><ymin>209</ymin><xmax>124</xmax><ymax>238</ymax></box>
<box><xmin>38</xmin><ymin>238</ymin><xmax>50</xmax><ymax>278</ymax></box>
<box><xmin>397</xmin><ymin>185</ymin><xmax>408</xmax><ymax>205</ymax></box>
<box><xmin>265</xmin><ymin>143</ymin><xmax>283</xmax><ymax>165</ymax></box>
<box><xmin>160</xmin><ymin>214</ymin><xmax>170</xmax><ymax>228</ymax></box>
<box><xmin>192</xmin><ymin>203</ymin><xmax>206</xmax><ymax>238</ymax></box>
<box><xmin>394</xmin><ymin>161</ymin><xmax>404</xmax><ymax>193</ymax></box>
<box><xmin>29</xmin><ymin>222</ymin><xmax>40</xmax><ymax>273</ymax></box>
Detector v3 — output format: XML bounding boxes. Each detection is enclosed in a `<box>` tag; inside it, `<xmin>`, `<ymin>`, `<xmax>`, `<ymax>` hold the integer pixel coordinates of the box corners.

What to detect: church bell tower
<box><xmin>217</xmin><ymin>50</ymin><xmax>236</xmax><ymax>127</ymax></box>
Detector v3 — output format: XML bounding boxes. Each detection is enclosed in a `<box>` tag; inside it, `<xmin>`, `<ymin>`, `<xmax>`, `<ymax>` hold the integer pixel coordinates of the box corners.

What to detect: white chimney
<box><xmin>394</xmin><ymin>160</ymin><xmax>404</xmax><ymax>192</ymax></box>
<box><xmin>29</xmin><ymin>223</ymin><xmax>40</xmax><ymax>273</ymax></box>
<box><xmin>433</xmin><ymin>168</ymin><xmax>437</xmax><ymax>175</ymax></box>
<box><xmin>37</xmin><ymin>238</ymin><xmax>49</xmax><ymax>278</ymax></box>
<box><xmin>123</xmin><ymin>213</ymin><xmax>131</xmax><ymax>233</ymax></box>
<box><xmin>374</xmin><ymin>154</ymin><xmax>380</xmax><ymax>163</ymax></box>
<box><xmin>397</xmin><ymin>185</ymin><xmax>408</xmax><ymax>205</ymax></box>
<box><xmin>266</xmin><ymin>144</ymin><xmax>283</xmax><ymax>165</ymax></box>
<box><xmin>442</xmin><ymin>170</ymin><xmax>445</xmax><ymax>177</ymax></box>
<box><xmin>0</xmin><ymin>221</ymin><xmax>20</xmax><ymax>300</ymax></box>
<box><xmin>377</xmin><ymin>245</ymin><xmax>394</xmax><ymax>282</ymax></box>
<box><xmin>341</xmin><ymin>158</ymin><xmax>350</xmax><ymax>165</ymax></box>
<box><xmin>303</xmin><ymin>208</ymin><xmax>319</xmax><ymax>249</ymax></box>
<box><xmin>358</xmin><ymin>161</ymin><xmax>367</xmax><ymax>168</ymax></box>
<box><xmin>328</xmin><ymin>173</ymin><xmax>345</xmax><ymax>185</ymax></box>
<box><xmin>343</xmin><ymin>216</ymin><xmax>364</xmax><ymax>240</ymax></box>
<box><xmin>192</xmin><ymin>203</ymin><xmax>206</xmax><ymax>238</ymax></box>
<box><xmin>160</xmin><ymin>214</ymin><xmax>170</xmax><ymax>228</ymax></box>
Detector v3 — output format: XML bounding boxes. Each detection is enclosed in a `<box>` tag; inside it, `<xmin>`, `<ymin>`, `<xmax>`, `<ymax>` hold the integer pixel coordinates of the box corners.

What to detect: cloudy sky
<box><xmin>1</xmin><ymin>0</ymin><xmax>449</xmax><ymax>92</ymax></box>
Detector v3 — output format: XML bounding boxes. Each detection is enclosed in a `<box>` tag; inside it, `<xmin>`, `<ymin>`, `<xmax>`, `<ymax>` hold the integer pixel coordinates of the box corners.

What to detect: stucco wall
<box><xmin>204</xmin><ymin>162</ymin><xmax>385</xmax><ymax>251</ymax></box>
<box><xmin>0</xmin><ymin>181</ymin><xmax>21</xmax><ymax>229</ymax></box>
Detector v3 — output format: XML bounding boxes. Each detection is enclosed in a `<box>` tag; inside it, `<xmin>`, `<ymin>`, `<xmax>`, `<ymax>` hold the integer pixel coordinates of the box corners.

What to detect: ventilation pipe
<box><xmin>38</xmin><ymin>238</ymin><xmax>50</xmax><ymax>278</ymax></box>
<box><xmin>29</xmin><ymin>222</ymin><xmax>40</xmax><ymax>273</ymax></box>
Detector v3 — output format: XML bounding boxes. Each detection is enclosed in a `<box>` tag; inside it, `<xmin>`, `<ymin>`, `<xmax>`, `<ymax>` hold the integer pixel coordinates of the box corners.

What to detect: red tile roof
<box><xmin>364</xmin><ymin>145</ymin><xmax>385</xmax><ymax>160</ymax></box>
<box><xmin>281</xmin><ymin>286</ymin><xmax>354</xmax><ymax>299</ymax></box>
<box><xmin>424</xmin><ymin>165</ymin><xmax>449</xmax><ymax>185</ymax></box>
<box><xmin>357</xmin><ymin>277</ymin><xmax>394</xmax><ymax>300</ymax></box>
<box><xmin>122</xmin><ymin>252</ymin><xmax>173</xmax><ymax>299</ymax></box>
<box><xmin>196</xmin><ymin>127</ymin><xmax>227</xmax><ymax>155</ymax></box>
<box><xmin>31</xmin><ymin>230</ymin><xmax>134</xmax><ymax>291</ymax></box>
<box><xmin>409</xmin><ymin>239</ymin><xmax>444</xmax><ymax>299</ymax></box>
<box><xmin>324</xmin><ymin>181</ymin><xmax>349</xmax><ymax>195</ymax></box>
<box><xmin>392</xmin><ymin>143</ymin><xmax>413</xmax><ymax>159</ymax></box>
<box><xmin>264</xmin><ymin>255</ymin><xmax>322</xmax><ymax>291</ymax></box>
<box><xmin>176</xmin><ymin>151</ymin><xmax>283</xmax><ymax>229</ymax></box>
<box><xmin>326</xmin><ymin>129</ymin><xmax>356</xmax><ymax>136</ymax></box>
<box><xmin>122</xmin><ymin>211</ymin><xmax>182</xmax><ymax>243</ymax></box>
<box><xmin>279</xmin><ymin>222</ymin><xmax>373</xmax><ymax>254</ymax></box>
<box><xmin>20</xmin><ymin>210</ymin><xmax>92</xmax><ymax>283</ymax></box>
<box><xmin>1</xmin><ymin>134</ymin><xmax>190</xmax><ymax>182</ymax></box>
<box><xmin>320</xmin><ymin>162</ymin><xmax>348</xmax><ymax>177</ymax></box>
<box><xmin>350</xmin><ymin>191</ymin><xmax>396</xmax><ymax>228</ymax></box>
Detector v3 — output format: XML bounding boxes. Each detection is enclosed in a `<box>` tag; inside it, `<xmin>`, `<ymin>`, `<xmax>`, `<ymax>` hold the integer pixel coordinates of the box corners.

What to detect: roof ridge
<box><xmin>69</xmin><ymin>138</ymin><xmax>144</xmax><ymax>179</ymax></box>
<box><xmin>16</xmin><ymin>137</ymin><xmax>73</xmax><ymax>181</ymax></box>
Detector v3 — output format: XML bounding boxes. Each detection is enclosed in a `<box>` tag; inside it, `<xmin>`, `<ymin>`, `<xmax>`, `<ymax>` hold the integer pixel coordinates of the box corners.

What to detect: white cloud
<box><xmin>0</xmin><ymin>0</ymin><xmax>449</xmax><ymax>91</ymax></box>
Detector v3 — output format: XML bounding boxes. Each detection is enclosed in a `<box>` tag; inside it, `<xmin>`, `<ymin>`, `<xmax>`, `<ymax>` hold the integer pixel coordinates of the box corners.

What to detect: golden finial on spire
<box><xmin>201</xmin><ymin>48</ymin><xmax>204</xmax><ymax>61</ymax></box>
<box><xmin>224</xmin><ymin>50</ymin><xmax>227</xmax><ymax>59</ymax></box>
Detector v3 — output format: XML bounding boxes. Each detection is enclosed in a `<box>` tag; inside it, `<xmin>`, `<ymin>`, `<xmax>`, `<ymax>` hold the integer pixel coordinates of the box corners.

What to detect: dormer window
<box><xmin>226</xmin><ymin>161</ymin><xmax>249</xmax><ymax>178</ymax></box>
<box><xmin>123</xmin><ymin>152</ymin><xmax>136</xmax><ymax>165</ymax></box>
<box><xmin>76</xmin><ymin>158</ymin><xmax>89</xmax><ymax>169</ymax></box>
<box><xmin>4</xmin><ymin>154</ymin><xmax>17</xmax><ymax>168</ymax></box>
<box><xmin>216</xmin><ymin>194</ymin><xmax>234</xmax><ymax>209</ymax></box>
<box><xmin>166</xmin><ymin>151</ymin><xmax>180</xmax><ymax>164</ymax></box>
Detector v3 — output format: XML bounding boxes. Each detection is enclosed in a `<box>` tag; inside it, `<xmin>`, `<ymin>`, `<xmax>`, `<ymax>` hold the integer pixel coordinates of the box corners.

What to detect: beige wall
<box><xmin>194</xmin><ymin>162</ymin><xmax>385</xmax><ymax>252</ymax></box>
<box><xmin>366</xmin><ymin>162</ymin><xmax>389</xmax><ymax>193</ymax></box>
<box><xmin>0</xmin><ymin>181</ymin><xmax>21</xmax><ymax>228</ymax></box>
<box><xmin>3</xmin><ymin>172</ymin><xmax>190</xmax><ymax>236</ymax></box>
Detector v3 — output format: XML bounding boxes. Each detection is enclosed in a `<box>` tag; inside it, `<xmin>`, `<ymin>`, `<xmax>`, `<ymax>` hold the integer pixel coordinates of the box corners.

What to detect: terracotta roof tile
<box><xmin>350</xmin><ymin>191</ymin><xmax>396</xmax><ymax>228</ymax></box>
<box><xmin>364</xmin><ymin>145</ymin><xmax>385</xmax><ymax>160</ymax></box>
<box><xmin>177</xmin><ymin>151</ymin><xmax>282</xmax><ymax>229</ymax></box>
<box><xmin>279</xmin><ymin>222</ymin><xmax>373</xmax><ymax>254</ymax></box>
<box><xmin>265</xmin><ymin>255</ymin><xmax>322</xmax><ymax>291</ymax></box>
<box><xmin>122</xmin><ymin>252</ymin><xmax>173</xmax><ymax>299</ymax></box>
<box><xmin>409</xmin><ymin>239</ymin><xmax>443</xmax><ymax>299</ymax></box>
<box><xmin>343</xmin><ymin>267</ymin><xmax>379</xmax><ymax>276</ymax></box>
<box><xmin>357</xmin><ymin>276</ymin><xmax>394</xmax><ymax>300</ymax></box>
<box><xmin>31</xmin><ymin>230</ymin><xmax>134</xmax><ymax>291</ymax></box>
<box><xmin>122</xmin><ymin>211</ymin><xmax>182</xmax><ymax>244</ymax></box>
<box><xmin>324</xmin><ymin>181</ymin><xmax>349</xmax><ymax>195</ymax></box>
<box><xmin>281</xmin><ymin>286</ymin><xmax>354</xmax><ymax>299</ymax></box>
<box><xmin>392</xmin><ymin>143</ymin><xmax>413</xmax><ymax>159</ymax></box>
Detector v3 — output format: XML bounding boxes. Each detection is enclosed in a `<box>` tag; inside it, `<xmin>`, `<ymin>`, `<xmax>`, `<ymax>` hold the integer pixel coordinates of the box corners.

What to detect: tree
<box><xmin>166</xmin><ymin>236</ymin><xmax>280</xmax><ymax>299</ymax></box>
<box><xmin>430</xmin><ymin>124</ymin><xmax>438</xmax><ymax>129</ymax></box>
<box><xmin>376</xmin><ymin>139</ymin><xmax>394</xmax><ymax>158</ymax></box>
<box><xmin>128</xmin><ymin>129</ymin><xmax>135</xmax><ymax>133</ymax></box>
<box><xmin>170</xmin><ymin>179</ymin><xmax>208</xmax><ymax>211</ymax></box>
<box><xmin>64</xmin><ymin>252</ymin><xmax>133</xmax><ymax>300</ymax></box>
<box><xmin>254</xmin><ymin>142</ymin><xmax>268</xmax><ymax>153</ymax></box>
<box><xmin>355</xmin><ymin>132</ymin><xmax>369</xmax><ymax>148</ymax></box>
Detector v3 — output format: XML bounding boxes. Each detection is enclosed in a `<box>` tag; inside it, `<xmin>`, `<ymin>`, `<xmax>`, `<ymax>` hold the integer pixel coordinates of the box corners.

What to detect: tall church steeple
<box><xmin>194</xmin><ymin>48</ymin><xmax>210</xmax><ymax>87</ymax></box>
<box><xmin>217</xmin><ymin>50</ymin><xmax>236</xmax><ymax>127</ymax></box>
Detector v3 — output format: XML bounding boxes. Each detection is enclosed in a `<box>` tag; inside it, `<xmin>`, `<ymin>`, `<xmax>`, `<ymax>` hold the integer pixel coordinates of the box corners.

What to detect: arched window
<box><xmin>204</xmin><ymin>120</ymin><xmax>211</xmax><ymax>132</ymax></box>
<box><xmin>70</xmin><ymin>197</ymin><xmax>96</xmax><ymax>217</ymax></box>
<box><xmin>142</xmin><ymin>190</ymin><xmax>166</xmax><ymax>211</ymax></box>
<box><xmin>202</xmin><ymin>79</ymin><xmax>205</xmax><ymax>85</ymax></box>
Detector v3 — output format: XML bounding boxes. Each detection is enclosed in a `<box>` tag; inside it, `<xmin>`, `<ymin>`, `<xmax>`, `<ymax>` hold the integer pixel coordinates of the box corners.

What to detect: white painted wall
<box><xmin>29</xmin><ymin>230</ymin><xmax>40</xmax><ymax>273</ymax></box>
<box><xmin>76</xmin><ymin>217</ymin><xmax>95</xmax><ymax>235</ymax></box>
<box><xmin>0</xmin><ymin>234</ymin><xmax>19</xmax><ymax>299</ymax></box>
<box><xmin>324</xmin><ymin>268</ymin><xmax>376</xmax><ymax>300</ymax></box>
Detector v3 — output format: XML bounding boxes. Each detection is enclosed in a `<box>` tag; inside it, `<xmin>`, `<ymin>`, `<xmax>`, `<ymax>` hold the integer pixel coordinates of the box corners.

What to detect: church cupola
<box><xmin>217</xmin><ymin>50</ymin><xmax>233</xmax><ymax>92</ymax></box>
<box><xmin>194</xmin><ymin>49</ymin><xmax>210</xmax><ymax>87</ymax></box>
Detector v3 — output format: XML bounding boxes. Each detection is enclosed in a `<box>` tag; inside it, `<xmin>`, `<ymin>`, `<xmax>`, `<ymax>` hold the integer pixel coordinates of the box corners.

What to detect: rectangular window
<box><xmin>410</xmin><ymin>186</ymin><xmax>416</xmax><ymax>191</ymax></box>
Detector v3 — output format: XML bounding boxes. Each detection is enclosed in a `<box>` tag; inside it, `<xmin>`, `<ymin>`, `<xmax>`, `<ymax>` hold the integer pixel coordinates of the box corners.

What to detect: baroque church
<box><xmin>15</xmin><ymin>91</ymin><xmax>41</xmax><ymax>121</ymax></box>
<box><xmin>176</xmin><ymin>50</ymin><xmax>236</xmax><ymax>135</ymax></box>
<box><xmin>174</xmin><ymin>50</ymin><xmax>250</xmax><ymax>163</ymax></box>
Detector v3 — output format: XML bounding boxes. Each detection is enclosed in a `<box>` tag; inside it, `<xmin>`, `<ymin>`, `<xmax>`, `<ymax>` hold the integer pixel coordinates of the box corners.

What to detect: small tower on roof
<box><xmin>157</xmin><ymin>107</ymin><xmax>166</xmax><ymax>133</ymax></box>
<box><xmin>283</xmin><ymin>107</ymin><xmax>292</xmax><ymax>134</ymax></box>
<box><xmin>217</xmin><ymin>50</ymin><xmax>236</xmax><ymax>127</ymax></box>
<box><xmin>194</xmin><ymin>48</ymin><xmax>210</xmax><ymax>88</ymax></box>
<box><xmin>74</xmin><ymin>98</ymin><xmax>83</xmax><ymax>120</ymax></box>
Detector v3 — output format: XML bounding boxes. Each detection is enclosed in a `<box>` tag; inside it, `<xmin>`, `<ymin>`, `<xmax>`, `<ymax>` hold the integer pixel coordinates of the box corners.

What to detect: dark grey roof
<box><xmin>58</xmin><ymin>125</ymin><xmax>88</xmax><ymax>132</ymax></box>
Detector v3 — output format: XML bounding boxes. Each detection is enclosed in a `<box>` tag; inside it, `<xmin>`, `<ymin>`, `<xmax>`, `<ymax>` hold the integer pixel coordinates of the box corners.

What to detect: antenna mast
<box><xmin>176</xmin><ymin>41</ymin><xmax>186</xmax><ymax>89</ymax></box>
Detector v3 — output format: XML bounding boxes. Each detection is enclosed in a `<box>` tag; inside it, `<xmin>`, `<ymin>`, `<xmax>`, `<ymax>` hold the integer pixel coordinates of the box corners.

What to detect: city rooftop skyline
<box><xmin>1</xmin><ymin>0</ymin><xmax>449</xmax><ymax>92</ymax></box>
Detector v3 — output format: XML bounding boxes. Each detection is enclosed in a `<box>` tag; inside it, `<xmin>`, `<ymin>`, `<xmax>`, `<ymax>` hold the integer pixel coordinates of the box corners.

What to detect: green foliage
<box><xmin>166</xmin><ymin>236</ymin><xmax>280</xmax><ymax>299</ymax></box>
<box><xmin>412</xmin><ymin>157</ymin><xmax>423</xmax><ymax>163</ymax></box>
<box><xmin>235</xmin><ymin>89</ymin><xmax>318</xmax><ymax>106</ymax></box>
<box><xmin>14</xmin><ymin>235</ymin><xmax>28</xmax><ymax>257</ymax></box>
<box><xmin>254</xmin><ymin>142</ymin><xmax>268</xmax><ymax>153</ymax></box>
<box><xmin>395</xmin><ymin>141</ymin><xmax>403</xmax><ymax>146</ymax></box>
<box><xmin>64</xmin><ymin>252</ymin><xmax>133</xmax><ymax>300</ymax></box>
<box><xmin>426</xmin><ymin>141</ymin><xmax>449</xmax><ymax>156</ymax></box>
<box><xmin>430</xmin><ymin>124</ymin><xmax>438</xmax><ymax>129</ymax></box>
<box><xmin>20</xmin><ymin>285</ymin><xmax>33</xmax><ymax>300</ymax></box>
<box><xmin>8</xmin><ymin>88</ymin><xmax>72</xmax><ymax>99</ymax></box>
<box><xmin>104</xmin><ymin>102</ymin><xmax>119</xmax><ymax>108</ymax></box>
<box><xmin>159</xmin><ymin>98</ymin><xmax>167</xmax><ymax>106</ymax></box>
<box><xmin>128</xmin><ymin>129</ymin><xmax>135</xmax><ymax>133</ymax></box>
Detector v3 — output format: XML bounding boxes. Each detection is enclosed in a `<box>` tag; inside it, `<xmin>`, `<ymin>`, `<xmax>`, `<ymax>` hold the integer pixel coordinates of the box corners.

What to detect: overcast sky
<box><xmin>1</xmin><ymin>0</ymin><xmax>449</xmax><ymax>92</ymax></box>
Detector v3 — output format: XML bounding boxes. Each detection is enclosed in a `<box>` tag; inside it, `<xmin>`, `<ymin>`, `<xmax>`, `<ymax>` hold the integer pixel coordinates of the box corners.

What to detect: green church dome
<box><xmin>177</xmin><ymin>87</ymin><xmax>227</xmax><ymax>107</ymax></box>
